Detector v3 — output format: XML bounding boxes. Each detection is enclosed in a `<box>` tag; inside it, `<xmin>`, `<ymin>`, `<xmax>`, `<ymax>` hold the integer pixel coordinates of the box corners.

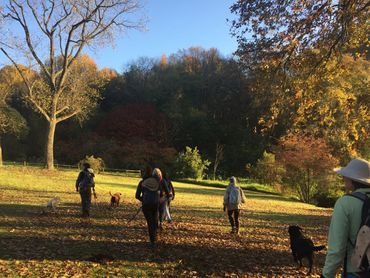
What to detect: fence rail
<box><xmin>2</xmin><ymin>161</ymin><xmax>141</xmax><ymax>178</ymax></box>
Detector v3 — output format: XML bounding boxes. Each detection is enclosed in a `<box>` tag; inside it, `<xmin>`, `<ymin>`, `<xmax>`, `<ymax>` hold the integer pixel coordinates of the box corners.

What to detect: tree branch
<box><xmin>56</xmin><ymin>110</ymin><xmax>79</xmax><ymax>123</ymax></box>
<box><xmin>1</xmin><ymin>47</ymin><xmax>51</xmax><ymax>121</ymax></box>
<box><xmin>10</xmin><ymin>0</ymin><xmax>51</xmax><ymax>78</ymax></box>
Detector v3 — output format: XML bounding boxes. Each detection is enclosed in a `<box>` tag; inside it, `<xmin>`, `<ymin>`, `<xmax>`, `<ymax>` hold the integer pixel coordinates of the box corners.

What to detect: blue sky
<box><xmin>87</xmin><ymin>0</ymin><xmax>238</xmax><ymax>71</ymax></box>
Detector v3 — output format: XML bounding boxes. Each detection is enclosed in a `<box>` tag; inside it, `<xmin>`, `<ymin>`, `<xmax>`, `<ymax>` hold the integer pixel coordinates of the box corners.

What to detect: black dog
<box><xmin>288</xmin><ymin>225</ymin><xmax>325</xmax><ymax>274</ymax></box>
<box><xmin>109</xmin><ymin>192</ymin><xmax>122</xmax><ymax>207</ymax></box>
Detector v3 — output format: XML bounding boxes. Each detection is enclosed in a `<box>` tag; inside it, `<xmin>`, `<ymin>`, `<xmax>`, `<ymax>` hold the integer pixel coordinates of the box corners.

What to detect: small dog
<box><xmin>47</xmin><ymin>197</ymin><xmax>60</xmax><ymax>211</ymax></box>
<box><xmin>41</xmin><ymin>197</ymin><xmax>60</xmax><ymax>214</ymax></box>
<box><xmin>288</xmin><ymin>225</ymin><xmax>325</xmax><ymax>274</ymax></box>
<box><xmin>109</xmin><ymin>192</ymin><xmax>122</xmax><ymax>207</ymax></box>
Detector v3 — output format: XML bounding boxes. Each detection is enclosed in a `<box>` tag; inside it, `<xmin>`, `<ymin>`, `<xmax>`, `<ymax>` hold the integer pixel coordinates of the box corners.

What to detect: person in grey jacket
<box><xmin>321</xmin><ymin>158</ymin><xmax>370</xmax><ymax>278</ymax></box>
<box><xmin>223</xmin><ymin>176</ymin><xmax>246</xmax><ymax>234</ymax></box>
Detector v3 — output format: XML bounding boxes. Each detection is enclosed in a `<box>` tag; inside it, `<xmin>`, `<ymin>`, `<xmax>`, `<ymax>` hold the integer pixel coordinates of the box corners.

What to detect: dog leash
<box><xmin>127</xmin><ymin>206</ymin><xmax>142</xmax><ymax>224</ymax></box>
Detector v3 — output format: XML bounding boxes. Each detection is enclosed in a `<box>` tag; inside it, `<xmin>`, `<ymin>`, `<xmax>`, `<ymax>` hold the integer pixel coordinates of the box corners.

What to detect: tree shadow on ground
<box><xmin>0</xmin><ymin>233</ymin><xmax>325</xmax><ymax>277</ymax></box>
<box><xmin>0</xmin><ymin>186</ymin><xmax>75</xmax><ymax>195</ymax></box>
<box><xmin>247</xmin><ymin>210</ymin><xmax>331</xmax><ymax>224</ymax></box>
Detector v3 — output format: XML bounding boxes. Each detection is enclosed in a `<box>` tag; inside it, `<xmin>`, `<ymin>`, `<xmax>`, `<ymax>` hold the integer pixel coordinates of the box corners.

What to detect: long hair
<box><xmin>152</xmin><ymin>168</ymin><xmax>162</xmax><ymax>181</ymax></box>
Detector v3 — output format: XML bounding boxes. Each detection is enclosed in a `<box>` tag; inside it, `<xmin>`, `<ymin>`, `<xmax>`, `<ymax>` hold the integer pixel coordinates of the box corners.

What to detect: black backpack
<box><xmin>141</xmin><ymin>177</ymin><xmax>161</xmax><ymax>205</ymax></box>
<box><xmin>79</xmin><ymin>170</ymin><xmax>94</xmax><ymax>188</ymax></box>
<box><xmin>348</xmin><ymin>192</ymin><xmax>370</xmax><ymax>278</ymax></box>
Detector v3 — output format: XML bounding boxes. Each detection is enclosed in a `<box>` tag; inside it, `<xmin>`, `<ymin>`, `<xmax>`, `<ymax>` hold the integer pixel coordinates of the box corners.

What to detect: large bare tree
<box><xmin>0</xmin><ymin>0</ymin><xmax>144</xmax><ymax>169</ymax></box>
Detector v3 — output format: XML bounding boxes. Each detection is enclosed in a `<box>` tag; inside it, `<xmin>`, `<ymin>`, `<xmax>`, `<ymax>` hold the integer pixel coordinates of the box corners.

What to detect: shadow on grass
<box><xmin>0</xmin><ymin>233</ymin><xmax>308</xmax><ymax>276</ymax></box>
<box><xmin>247</xmin><ymin>210</ymin><xmax>331</xmax><ymax>226</ymax></box>
<box><xmin>0</xmin><ymin>201</ymin><xmax>328</xmax><ymax>276</ymax></box>
<box><xmin>0</xmin><ymin>186</ymin><xmax>75</xmax><ymax>195</ymax></box>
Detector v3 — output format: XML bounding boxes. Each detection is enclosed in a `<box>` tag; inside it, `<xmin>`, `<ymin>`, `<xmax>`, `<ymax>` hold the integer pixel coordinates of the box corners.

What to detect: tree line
<box><xmin>2</xmin><ymin>47</ymin><xmax>369</xmax><ymax>174</ymax></box>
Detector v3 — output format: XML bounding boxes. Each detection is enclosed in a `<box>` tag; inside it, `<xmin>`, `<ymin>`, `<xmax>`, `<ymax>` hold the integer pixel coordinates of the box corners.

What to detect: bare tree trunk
<box><xmin>45</xmin><ymin>120</ymin><xmax>57</xmax><ymax>170</ymax></box>
<box><xmin>213</xmin><ymin>143</ymin><xmax>224</xmax><ymax>180</ymax></box>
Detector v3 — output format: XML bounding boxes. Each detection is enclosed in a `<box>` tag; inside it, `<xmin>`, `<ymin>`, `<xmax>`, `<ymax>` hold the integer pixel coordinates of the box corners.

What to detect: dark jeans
<box><xmin>142</xmin><ymin>204</ymin><xmax>159</xmax><ymax>243</ymax></box>
<box><xmin>80</xmin><ymin>188</ymin><xmax>92</xmax><ymax>216</ymax></box>
<box><xmin>159</xmin><ymin>202</ymin><xmax>165</xmax><ymax>223</ymax></box>
<box><xmin>227</xmin><ymin>209</ymin><xmax>240</xmax><ymax>229</ymax></box>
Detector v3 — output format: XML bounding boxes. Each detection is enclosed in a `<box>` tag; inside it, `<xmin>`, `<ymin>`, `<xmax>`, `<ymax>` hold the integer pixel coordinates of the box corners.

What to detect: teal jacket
<box><xmin>322</xmin><ymin>188</ymin><xmax>370</xmax><ymax>278</ymax></box>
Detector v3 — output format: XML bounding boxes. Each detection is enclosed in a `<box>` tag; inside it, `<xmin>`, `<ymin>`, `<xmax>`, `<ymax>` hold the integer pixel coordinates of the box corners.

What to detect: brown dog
<box><xmin>288</xmin><ymin>225</ymin><xmax>325</xmax><ymax>275</ymax></box>
<box><xmin>109</xmin><ymin>192</ymin><xmax>122</xmax><ymax>207</ymax></box>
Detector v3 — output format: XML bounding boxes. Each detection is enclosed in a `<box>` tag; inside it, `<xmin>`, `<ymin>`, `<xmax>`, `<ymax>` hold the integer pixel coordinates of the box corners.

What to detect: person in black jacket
<box><xmin>75</xmin><ymin>163</ymin><xmax>95</xmax><ymax>217</ymax></box>
<box><xmin>135</xmin><ymin>167</ymin><xmax>170</xmax><ymax>245</ymax></box>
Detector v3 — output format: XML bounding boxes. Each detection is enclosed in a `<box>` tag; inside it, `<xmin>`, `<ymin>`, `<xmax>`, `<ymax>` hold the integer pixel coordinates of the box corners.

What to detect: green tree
<box><xmin>248</xmin><ymin>151</ymin><xmax>285</xmax><ymax>187</ymax></box>
<box><xmin>173</xmin><ymin>146</ymin><xmax>210</xmax><ymax>179</ymax></box>
<box><xmin>0</xmin><ymin>0</ymin><xmax>144</xmax><ymax>169</ymax></box>
<box><xmin>0</xmin><ymin>66</ymin><xmax>28</xmax><ymax>166</ymax></box>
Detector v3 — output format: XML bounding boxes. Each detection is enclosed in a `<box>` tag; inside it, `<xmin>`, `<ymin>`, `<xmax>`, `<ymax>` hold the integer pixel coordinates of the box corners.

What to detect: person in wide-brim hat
<box><xmin>334</xmin><ymin>158</ymin><xmax>370</xmax><ymax>187</ymax></box>
<box><xmin>321</xmin><ymin>158</ymin><xmax>370</xmax><ymax>278</ymax></box>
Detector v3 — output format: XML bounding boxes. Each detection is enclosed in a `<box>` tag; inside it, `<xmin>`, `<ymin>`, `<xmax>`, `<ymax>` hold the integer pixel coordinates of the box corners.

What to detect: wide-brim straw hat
<box><xmin>334</xmin><ymin>158</ymin><xmax>370</xmax><ymax>186</ymax></box>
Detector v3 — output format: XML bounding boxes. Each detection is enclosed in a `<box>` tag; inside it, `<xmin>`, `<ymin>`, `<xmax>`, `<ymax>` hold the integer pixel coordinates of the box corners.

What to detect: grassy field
<box><xmin>0</xmin><ymin>166</ymin><xmax>334</xmax><ymax>277</ymax></box>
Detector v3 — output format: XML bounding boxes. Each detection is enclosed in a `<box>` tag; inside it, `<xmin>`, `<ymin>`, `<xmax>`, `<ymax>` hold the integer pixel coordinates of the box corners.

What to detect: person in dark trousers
<box><xmin>75</xmin><ymin>163</ymin><xmax>96</xmax><ymax>218</ymax></box>
<box><xmin>161</xmin><ymin>173</ymin><xmax>175</xmax><ymax>224</ymax></box>
<box><xmin>135</xmin><ymin>168</ymin><xmax>171</xmax><ymax>246</ymax></box>
<box><xmin>223</xmin><ymin>176</ymin><xmax>246</xmax><ymax>234</ymax></box>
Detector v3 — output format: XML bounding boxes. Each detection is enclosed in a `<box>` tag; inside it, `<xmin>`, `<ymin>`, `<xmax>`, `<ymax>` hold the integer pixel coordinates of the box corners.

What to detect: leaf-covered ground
<box><xmin>0</xmin><ymin>167</ymin><xmax>335</xmax><ymax>277</ymax></box>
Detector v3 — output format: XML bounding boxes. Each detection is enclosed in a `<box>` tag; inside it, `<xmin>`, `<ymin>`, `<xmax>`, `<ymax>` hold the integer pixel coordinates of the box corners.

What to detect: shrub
<box><xmin>172</xmin><ymin>146</ymin><xmax>210</xmax><ymax>179</ymax></box>
<box><xmin>78</xmin><ymin>155</ymin><xmax>105</xmax><ymax>173</ymax></box>
<box><xmin>276</xmin><ymin>133</ymin><xmax>339</xmax><ymax>203</ymax></box>
<box><xmin>247</xmin><ymin>151</ymin><xmax>285</xmax><ymax>187</ymax></box>
<box><xmin>314</xmin><ymin>192</ymin><xmax>340</xmax><ymax>208</ymax></box>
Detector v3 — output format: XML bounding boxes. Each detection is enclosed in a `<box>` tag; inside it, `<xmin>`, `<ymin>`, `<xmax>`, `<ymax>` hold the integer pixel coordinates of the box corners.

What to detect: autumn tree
<box><xmin>0</xmin><ymin>0</ymin><xmax>144</xmax><ymax>169</ymax></box>
<box><xmin>0</xmin><ymin>66</ymin><xmax>27</xmax><ymax>166</ymax></box>
<box><xmin>95</xmin><ymin>104</ymin><xmax>176</xmax><ymax>169</ymax></box>
<box><xmin>276</xmin><ymin>133</ymin><xmax>338</xmax><ymax>203</ymax></box>
<box><xmin>230</xmin><ymin>0</ymin><xmax>369</xmax><ymax>73</ymax></box>
<box><xmin>292</xmin><ymin>55</ymin><xmax>370</xmax><ymax>162</ymax></box>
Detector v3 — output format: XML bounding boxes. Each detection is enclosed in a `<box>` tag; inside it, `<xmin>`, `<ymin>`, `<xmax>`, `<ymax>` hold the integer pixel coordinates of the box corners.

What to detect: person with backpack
<box><xmin>223</xmin><ymin>176</ymin><xmax>246</xmax><ymax>234</ymax></box>
<box><xmin>75</xmin><ymin>162</ymin><xmax>96</xmax><ymax>218</ymax></box>
<box><xmin>135</xmin><ymin>168</ymin><xmax>171</xmax><ymax>246</ymax></box>
<box><xmin>321</xmin><ymin>158</ymin><xmax>370</xmax><ymax>278</ymax></box>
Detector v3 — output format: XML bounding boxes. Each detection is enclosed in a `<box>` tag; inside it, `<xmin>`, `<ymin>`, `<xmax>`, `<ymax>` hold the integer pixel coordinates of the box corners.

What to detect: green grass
<box><xmin>177</xmin><ymin>178</ymin><xmax>279</xmax><ymax>195</ymax></box>
<box><xmin>0</xmin><ymin>166</ymin><xmax>333</xmax><ymax>277</ymax></box>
